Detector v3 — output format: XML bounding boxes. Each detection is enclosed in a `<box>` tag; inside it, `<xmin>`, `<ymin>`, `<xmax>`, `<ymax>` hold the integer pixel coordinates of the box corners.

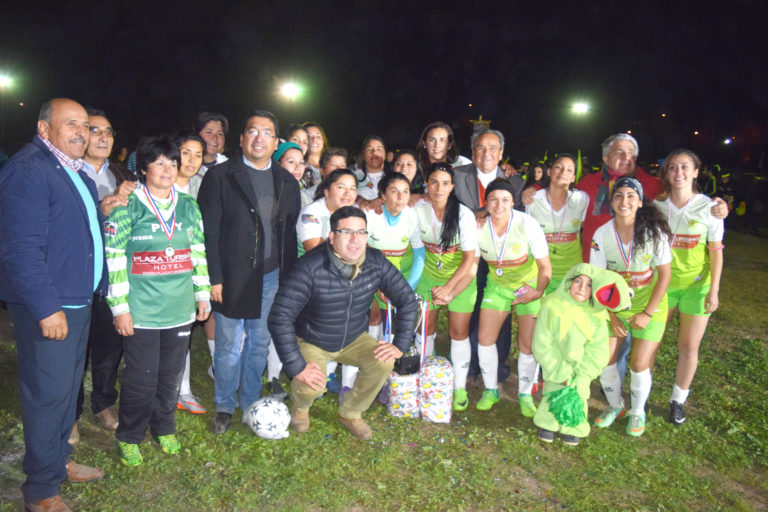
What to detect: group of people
<box><xmin>0</xmin><ymin>98</ymin><xmax>728</xmax><ymax>512</ymax></box>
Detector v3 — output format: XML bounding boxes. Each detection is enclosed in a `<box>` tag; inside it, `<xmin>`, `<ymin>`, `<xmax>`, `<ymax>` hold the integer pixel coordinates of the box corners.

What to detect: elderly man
<box><xmin>0</xmin><ymin>99</ymin><xmax>106</xmax><ymax>512</ymax></box>
<box><xmin>268</xmin><ymin>206</ymin><xmax>418</xmax><ymax>440</ymax></box>
<box><xmin>198</xmin><ymin>110</ymin><xmax>301</xmax><ymax>434</ymax></box>
<box><xmin>452</xmin><ymin>129</ymin><xmax>525</xmax><ymax>390</ymax></box>
<box><xmin>71</xmin><ymin>109</ymin><xmax>136</xmax><ymax>440</ymax></box>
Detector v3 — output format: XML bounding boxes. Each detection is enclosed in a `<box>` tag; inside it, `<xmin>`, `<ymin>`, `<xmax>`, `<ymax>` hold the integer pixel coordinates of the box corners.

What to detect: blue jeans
<box><xmin>213</xmin><ymin>269</ymin><xmax>279</xmax><ymax>414</ymax></box>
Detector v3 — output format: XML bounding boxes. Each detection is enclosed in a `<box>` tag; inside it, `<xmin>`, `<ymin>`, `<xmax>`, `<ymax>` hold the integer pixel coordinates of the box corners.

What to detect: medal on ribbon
<box><xmin>144</xmin><ymin>187</ymin><xmax>177</xmax><ymax>256</ymax></box>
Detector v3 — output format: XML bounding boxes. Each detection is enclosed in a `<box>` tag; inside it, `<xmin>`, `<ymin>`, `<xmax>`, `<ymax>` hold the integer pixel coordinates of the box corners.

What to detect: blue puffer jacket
<box><xmin>0</xmin><ymin>137</ymin><xmax>107</xmax><ymax>321</ymax></box>
<box><xmin>268</xmin><ymin>242</ymin><xmax>418</xmax><ymax>378</ymax></box>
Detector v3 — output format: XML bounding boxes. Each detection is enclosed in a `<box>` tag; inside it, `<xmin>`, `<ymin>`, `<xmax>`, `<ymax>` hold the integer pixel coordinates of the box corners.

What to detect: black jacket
<box><xmin>268</xmin><ymin>243</ymin><xmax>419</xmax><ymax>378</ymax></box>
<box><xmin>197</xmin><ymin>152</ymin><xmax>300</xmax><ymax>319</ymax></box>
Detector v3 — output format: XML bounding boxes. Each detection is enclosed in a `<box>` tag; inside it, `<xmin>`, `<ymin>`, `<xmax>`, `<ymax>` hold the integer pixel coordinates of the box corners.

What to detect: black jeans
<box><xmin>76</xmin><ymin>294</ymin><xmax>123</xmax><ymax>419</ymax></box>
<box><xmin>115</xmin><ymin>323</ymin><xmax>192</xmax><ymax>444</ymax></box>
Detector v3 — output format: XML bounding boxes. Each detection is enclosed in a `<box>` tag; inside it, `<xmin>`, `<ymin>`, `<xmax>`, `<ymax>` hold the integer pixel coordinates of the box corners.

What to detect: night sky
<box><xmin>1</xmin><ymin>1</ymin><xmax>766</xmax><ymax>167</ymax></box>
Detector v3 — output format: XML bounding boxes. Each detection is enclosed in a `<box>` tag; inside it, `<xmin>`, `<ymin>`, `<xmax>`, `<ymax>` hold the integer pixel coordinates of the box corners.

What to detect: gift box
<box><xmin>419</xmin><ymin>356</ymin><xmax>453</xmax><ymax>423</ymax></box>
<box><xmin>387</xmin><ymin>371</ymin><xmax>420</xmax><ymax>418</ymax></box>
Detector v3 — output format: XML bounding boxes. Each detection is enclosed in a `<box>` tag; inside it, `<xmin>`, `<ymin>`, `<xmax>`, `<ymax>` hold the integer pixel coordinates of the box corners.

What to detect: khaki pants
<box><xmin>291</xmin><ymin>333</ymin><xmax>393</xmax><ymax>419</ymax></box>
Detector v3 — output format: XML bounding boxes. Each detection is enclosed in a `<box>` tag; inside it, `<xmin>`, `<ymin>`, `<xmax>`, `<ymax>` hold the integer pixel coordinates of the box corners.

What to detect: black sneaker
<box><xmin>561</xmin><ymin>434</ymin><xmax>579</xmax><ymax>446</ymax></box>
<box><xmin>537</xmin><ymin>428</ymin><xmax>555</xmax><ymax>443</ymax></box>
<box><xmin>270</xmin><ymin>377</ymin><xmax>288</xmax><ymax>400</ymax></box>
<box><xmin>211</xmin><ymin>412</ymin><xmax>232</xmax><ymax>434</ymax></box>
<box><xmin>669</xmin><ymin>401</ymin><xmax>686</xmax><ymax>426</ymax></box>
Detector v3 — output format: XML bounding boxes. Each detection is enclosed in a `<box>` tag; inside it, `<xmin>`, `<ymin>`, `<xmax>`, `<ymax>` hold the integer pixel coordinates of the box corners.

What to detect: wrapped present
<box><xmin>387</xmin><ymin>371</ymin><xmax>420</xmax><ymax>418</ymax></box>
<box><xmin>419</xmin><ymin>356</ymin><xmax>453</xmax><ymax>423</ymax></box>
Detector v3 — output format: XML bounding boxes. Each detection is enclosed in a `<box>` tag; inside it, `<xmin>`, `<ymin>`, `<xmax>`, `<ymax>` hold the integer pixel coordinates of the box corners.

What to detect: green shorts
<box><xmin>480</xmin><ymin>279</ymin><xmax>540</xmax><ymax>316</ymax></box>
<box><xmin>416</xmin><ymin>273</ymin><xmax>477</xmax><ymax>313</ymax></box>
<box><xmin>667</xmin><ymin>284</ymin><xmax>711</xmax><ymax>317</ymax></box>
<box><xmin>614</xmin><ymin>293</ymin><xmax>668</xmax><ymax>342</ymax></box>
<box><xmin>543</xmin><ymin>277</ymin><xmax>563</xmax><ymax>296</ymax></box>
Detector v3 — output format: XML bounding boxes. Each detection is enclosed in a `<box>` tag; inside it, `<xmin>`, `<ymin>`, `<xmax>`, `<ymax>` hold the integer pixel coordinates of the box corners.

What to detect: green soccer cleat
<box><xmin>155</xmin><ymin>434</ymin><xmax>181</xmax><ymax>454</ymax></box>
<box><xmin>594</xmin><ymin>407</ymin><xmax>626</xmax><ymax>428</ymax></box>
<box><xmin>626</xmin><ymin>413</ymin><xmax>646</xmax><ymax>437</ymax></box>
<box><xmin>518</xmin><ymin>393</ymin><xmax>536</xmax><ymax>418</ymax></box>
<box><xmin>476</xmin><ymin>389</ymin><xmax>500</xmax><ymax>411</ymax></box>
<box><xmin>118</xmin><ymin>441</ymin><xmax>143</xmax><ymax>467</ymax></box>
<box><xmin>453</xmin><ymin>388</ymin><xmax>469</xmax><ymax>411</ymax></box>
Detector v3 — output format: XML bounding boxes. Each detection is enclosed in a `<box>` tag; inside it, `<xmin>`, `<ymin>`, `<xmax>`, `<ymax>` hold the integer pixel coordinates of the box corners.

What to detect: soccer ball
<box><xmin>245</xmin><ymin>397</ymin><xmax>291</xmax><ymax>440</ymax></box>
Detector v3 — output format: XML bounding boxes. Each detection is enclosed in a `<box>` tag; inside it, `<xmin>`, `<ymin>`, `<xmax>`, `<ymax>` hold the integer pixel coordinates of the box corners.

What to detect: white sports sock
<box><xmin>179</xmin><ymin>350</ymin><xmax>192</xmax><ymax>396</ymax></box>
<box><xmin>451</xmin><ymin>337</ymin><xmax>471</xmax><ymax>389</ymax></box>
<box><xmin>600</xmin><ymin>363</ymin><xmax>624</xmax><ymax>409</ymax></box>
<box><xmin>415</xmin><ymin>333</ymin><xmax>436</xmax><ymax>358</ymax></box>
<box><xmin>671</xmin><ymin>384</ymin><xmax>689</xmax><ymax>404</ymax></box>
<box><xmin>630</xmin><ymin>369</ymin><xmax>652</xmax><ymax>416</ymax></box>
<box><xmin>478</xmin><ymin>344</ymin><xmax>498</xmax><ymax>390</ymax></box>
<box><xmin>517</xmin><ymin>352</ymin><xmax>539</xmax><ymax>395</ymax></box>
<box><xmin>326</xmin><ymin>361</ymin><xmax>338</xmax><ymax>376</ymax></box>
<box><xmin>368</xmin><ymin>323</ymin><xmax>383</xmax><ymax>342</ymax></box>
<box><xmin>207</xmin><ymin>339</ymin><xmax>215</xmax><ymax>361</ymax></box>
<box><xmin>267</xmin><ymin>340</ymin><xmax>282</xmax><ymax>380</ymax></box>
<box><xmin>341</xmin><ymin>365</ymin><xmax>359</xmax><ymax>388</ymax></box>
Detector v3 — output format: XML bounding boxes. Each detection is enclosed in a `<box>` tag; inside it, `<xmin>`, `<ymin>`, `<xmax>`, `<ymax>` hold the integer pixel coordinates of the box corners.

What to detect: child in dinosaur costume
<box><xmin>532</xmin><ymin>262</ymin><xmax>631</xmax><ymax>445</ymax></box>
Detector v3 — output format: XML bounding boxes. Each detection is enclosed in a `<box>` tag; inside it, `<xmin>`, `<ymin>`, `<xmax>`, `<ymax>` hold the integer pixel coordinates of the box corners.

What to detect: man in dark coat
<box><xmin>268</xmin><ymin>207</ymin><xmax>418</xmax><ymax>440</ymax></box>
<box><xmin>197</xmin><ymin>110</ymin><xmax>301</xmax><ymax>434</ymax></box>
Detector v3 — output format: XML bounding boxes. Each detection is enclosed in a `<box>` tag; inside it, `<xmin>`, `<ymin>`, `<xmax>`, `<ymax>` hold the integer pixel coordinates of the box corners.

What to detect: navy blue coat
<box><xmin>0</xmin><ymin>137</ymin><xmax>107</xmax><ymax>321</ymax></box>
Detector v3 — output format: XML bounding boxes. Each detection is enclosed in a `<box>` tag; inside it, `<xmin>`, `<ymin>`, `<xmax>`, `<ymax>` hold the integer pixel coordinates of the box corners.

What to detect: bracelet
<box><xmin>640</xmin><ymin>310</ymin><xmax>652</xmax><ymax>318</ymax></box>
<box><xmin>711</xmin><ymin>245</ymin><xmax>724</xmax><ymax>251</ymax></box>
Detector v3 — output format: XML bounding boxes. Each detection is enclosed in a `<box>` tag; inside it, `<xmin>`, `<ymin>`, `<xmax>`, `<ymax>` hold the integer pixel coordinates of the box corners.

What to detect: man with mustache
<box><xmin>0</xmin><ymin>98</ymin><xmax>106</xmax><ymax>512</ymax></box>
<box><xmin>69</xmin><ymin>109</ymin><xmax>136</xmax><ymax>442</ymax></box>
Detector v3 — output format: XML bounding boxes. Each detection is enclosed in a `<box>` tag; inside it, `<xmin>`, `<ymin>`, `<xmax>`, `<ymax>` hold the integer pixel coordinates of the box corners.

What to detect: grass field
<box><xmin>1</xmin><ymin>230</ymin><xmax>766</xmax><ymax>511</ymax></box>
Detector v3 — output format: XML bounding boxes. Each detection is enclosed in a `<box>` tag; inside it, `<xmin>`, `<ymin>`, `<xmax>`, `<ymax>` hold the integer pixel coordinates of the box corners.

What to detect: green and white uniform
<box><xmin>526</xmin><ymin>188</ymin><xmax>588</xmax><ymax>293</ymax></box>
<box><xmin>105</xmin><ymin>186</ymin><xmax>211</xmax><ymax>328</ymax></box>
<box><xmin>476</xmin><ymin>210</ymin><xmax>549</xmax><ymax>315</ymax></box>
<box><xmin>590</xmin><ymin>220</ymin><xmax>671</xmax><ymax>341</ymax></box>
<box><xmin>653</xmin><ymin>194</ymin><xmax>723</xmax><ymax>315</ymax></box>
<box><xmin>297</xmin><ymin>198</ymin><xmax>332</xmax><ymax>248</ymax></box>
<box><xmin>414</xmin><ymin>201</ymin><xmax>477</xmax><ymax>312</ymax></box>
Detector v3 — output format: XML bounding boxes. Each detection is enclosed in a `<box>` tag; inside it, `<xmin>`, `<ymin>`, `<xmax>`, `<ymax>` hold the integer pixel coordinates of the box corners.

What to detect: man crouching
<box><xmin>268</xmin><ymin>206</ymin><xmax>418</xmax><ymax>439</ymax></box>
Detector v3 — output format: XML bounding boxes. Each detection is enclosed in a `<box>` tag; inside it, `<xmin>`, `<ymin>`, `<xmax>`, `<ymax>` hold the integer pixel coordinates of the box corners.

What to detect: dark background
<box><xmin>1</xmin><ymin>1</ymin><xmax>766</xmax><ymax>168</ymax></box>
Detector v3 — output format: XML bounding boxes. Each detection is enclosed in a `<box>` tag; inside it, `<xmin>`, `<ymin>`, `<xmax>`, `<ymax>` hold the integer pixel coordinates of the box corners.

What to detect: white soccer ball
<box><xmin>245</xmin><ymin>397</ymin><xmax>291</xmax><ymax>440</ymax></box>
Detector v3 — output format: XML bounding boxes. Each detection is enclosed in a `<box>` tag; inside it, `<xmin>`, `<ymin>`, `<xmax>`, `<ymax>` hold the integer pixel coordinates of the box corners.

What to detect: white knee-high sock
<box><xmin>478</xmin><ymin>344</ymin><xmax>498</xmax><ymax>390</ymax></box>
<box><xmin>207</xmin><ymin>339</ymin><xmax>215</xmax><ymax>362</ymax></box>
<box><xmin>671</xmin><ymin>384</ymin><xmax>689</xmax><ymax>404</ymax></box>
<box><xmin>368</xmin><ymin>323</ymin><xmax>383</xmax><ymax>342</ymax></box>
<box><xmin>600</xmin><ymin>363</ymin><xmax>624</xmax><ymax>409</ymax></box>
<box><xmin>326</xmin><ymin>361</ymin><xmax>338</xmax><ymax>376</ymax></box>
<box><xmin>416</xmin><ymin>333</ymin><xmax>436</xmax><ymax>358</ymax></box>
<box><xmin>341</xmin><ymin>365</ymin><xmax>359</xmax><ymax>388</ymax></box>
<box><xmin>630</xmin><ymin>369</ymin><xmax>652</xmax><ymax>416</ymax></box>
<box><xmin>451</xmin><ymin>337</ymin><xmax>471</xmax><ymax>389</ymax></box>
<box><xmin>267</xmin><ymin>340</ymin><xmax>282</xmax><ymax>380</ymax></box>
<box><xmin>518</xmin><ymin>352</ymin><xmax>539</xmax><ymax>395</ymax></box>
<box><xmin>179</xmin><ymin>350</ymin><xmax>192</xmax><ymax>396</ymax></box>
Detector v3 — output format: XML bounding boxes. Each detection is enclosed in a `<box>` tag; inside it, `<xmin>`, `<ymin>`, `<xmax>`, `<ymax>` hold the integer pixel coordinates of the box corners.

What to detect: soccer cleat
<box><xmin>326</xmin><ymin>372</ymin><xmax>341</xmax><ymax>394</ymax></box>
<box><xmin>560</xmin><ymin>434</ymin><xmax>580</xmax><ymax>446</ymax></box>
<box><xmin>669</xmin><ymin>401</ymin><xmax>686</xmax><ymax>426</ymax></box>
<box><xmin>594</xmin><ymin>407</ymin><xmax>626</xmax><ymax>428</ymax></box>
<box><xmin>537</xmin><ymin>428</ymin><xmax>555</xmax><ymax>443</ymax></box>
<box><xmin>518</xmin><ymin>394</ymin><xmax>537</xmax><ymax>418</ymax></box>
<box><xmin>155</xmin><ymin>434</ymin><xmax>180</xmax><ymax>454</ymax></box>
<box><xmin>476</xmin><ymin>388</ymin><xmax>500</xmax><ymax>411</ymax></box>
<box><xmin>118</xmin><ymin>441</ymin><xmax>143</xmax><ymax>467</ymax></box>
<box><xmin>626</xmin><ymin>413</ymin><xmax>646</xmax><ymax>437</ymax></box>
<box><xmin>453</xmin><ymin>388</ymin><xmax>469</xmax><ymax>411</ymax></box>
<box><xmin>177</xmin><ymin>394</ymin><xmax>207</xmax><ymax>414</ymax></box>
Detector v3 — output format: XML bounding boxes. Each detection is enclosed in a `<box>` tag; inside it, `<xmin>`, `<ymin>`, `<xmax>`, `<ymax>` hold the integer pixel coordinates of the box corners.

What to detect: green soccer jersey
<box><xmin>105</xmin><ymin>188</ymin><xmax>211</xmax><ymax>328</ymax></box>
<box><xmin>414</xmin><ymin>201</ymin><xmax>477</xmax><ymax>281</ymax></box>
<box><xmin>653</xmin><ymin>194</ymin><xmax>724</xmax><ymax>289</ymax></box>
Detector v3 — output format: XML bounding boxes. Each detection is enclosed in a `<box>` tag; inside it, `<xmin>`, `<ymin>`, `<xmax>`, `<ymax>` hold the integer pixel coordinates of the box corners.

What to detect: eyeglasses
<box><xmin>244</xmin><ymin>128</ymin><xmax>275</xmax><ymax>139</ymax></box>
<box><xmin>89</xmin><ymin>127</ymin><xmax>115</xmax><ymax>137</ymax></box>
<box><xmin>332</xmin><ymin>229</ymin><xmax>368</xmax><ymax>238</ymax></box>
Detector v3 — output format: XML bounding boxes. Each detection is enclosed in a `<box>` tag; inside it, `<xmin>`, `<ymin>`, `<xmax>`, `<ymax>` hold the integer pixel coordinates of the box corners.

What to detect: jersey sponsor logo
<box><xmin>424</xmin><ymin>241</ymin><xmax>459</xmax><ymax>254</ymax></box>
<box><xmin>493</xmin><ymin>254</ymin><xmax>529</xmax><ymax>268</ymax></box>
<box><xmin>591</xmin><ymin>239</ymin><xmax>600</xmax><ymax>251</ymax></box>
<box><xmin>545</xmin><ymin>232</ymin><xmax>578</xmax><ymax>243</ymax></box>
<box><xmin>302</xmin><ymin>214</ymin><xmax>319</xmax><ymax>225</ymax></box>
<box><xmin>131</xmin><ymin>249</ymin><xmax>193</xmax><ymax>275</ymax></box>
<box><xmin>151</xmin><ymin>222</ymin><xmax>183</xmax><ymax>232</ymax></box>
<box><xmin>380</xmin><ymin>248</ymin><xmax>407</xmax><ymax>257</ymax></box>
<box><xmin>369</xmin><ymin>233</ymin><xmax>381</xmax><ymax>242</ymax></box>
<box><xmin>131</xmin><ymin>235</ymin><xmax>153</xmax><ymax>241</ymax></box>
<box><xmin>617</xmin><ymin>268</ymin><xmax>654</xmax><ymax>288</ymax></box>
<box><xmin>104</xmin><ymin>221</ymin><xmax>117</xmax><ymax>237</ymax></box>
<box><xmin>671</xmin><ymin>233</ymin><xmax>700</xmax><ymax>249</ymax></box>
